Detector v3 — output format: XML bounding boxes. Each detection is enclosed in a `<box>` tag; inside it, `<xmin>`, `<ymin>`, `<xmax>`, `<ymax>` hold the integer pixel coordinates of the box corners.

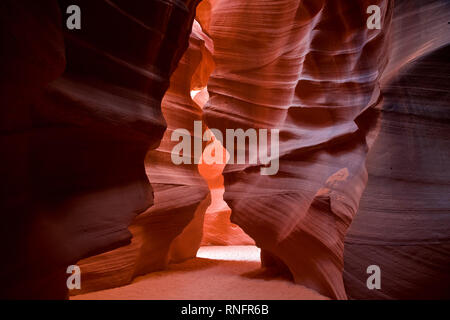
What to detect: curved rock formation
<box><xmin>199</xmin><ymin>0</ymin><xmax>450</xmax><ymax>300</ymax></box>
<box><xmin>1</xmin><ymin>0</ymin><xmax>449</xmax><ymax>301</ymax></box>
<box><xmin>344</xmin><ymin>0</ymin><xmax>450</xmax><ymax>299</ymax></box>
<box><xmin>70</xmin><ymin>19</ymin><xmax>214</xmax><ymax>294</ymax></box>
<box><xmin>72</xmin><ymin>18</ymin><xmax>255</xmax><ymax>294</ymax></box>
<box><xmin>0</xmin><ymin>0</ymin><xmax>200</xmax><ymax>298</ymax></box>
<box><xmin>200</xmin><ymin>0</ymin><xmax>393</xmax><ymax>299</ymax></box>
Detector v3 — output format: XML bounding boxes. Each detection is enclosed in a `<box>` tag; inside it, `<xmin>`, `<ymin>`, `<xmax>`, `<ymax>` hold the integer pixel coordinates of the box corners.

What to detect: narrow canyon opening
<box><xmin>195</xmin><ymin>87</ymin><xmax>259</xmax><ymax>265</ymax></box>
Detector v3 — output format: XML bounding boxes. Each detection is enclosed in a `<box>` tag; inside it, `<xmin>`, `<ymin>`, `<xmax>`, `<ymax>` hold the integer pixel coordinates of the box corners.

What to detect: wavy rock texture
<box><xmin>1</xmin><ymin>0</ymin><xmax>448</xmax><ymax>301</ymax></box>
<box><xmin>200</xmin><ymin>0</ymin><xmax>393</xmax><ymax>299</ymax></box>
<box><xmin>344</xmin><ymin>0</ymin><xmax>450</xmax><ymax>299</ymax></box>
<box><xmin>199</xmin><ymin>0</ymin><xmax>450</xmax><ymax>300</ymax></box>
<box><xmin>70</xmin><ymin>20</ymin><xmax>214</xmax><ymax>295</ymax></box>
<box><xmin>0</xmin><ymin>0</ymin><xmax>199</xmax><ymax>298</ymax></box>
<box><xmin>72</xmin><ymin>18</ymin><xmax>256</xmax><ymax>294</ymax></box>
<box><xmin>69</xmin><ymin>0</ymin><xmax>449</xmax><ymax>300</ymax></box>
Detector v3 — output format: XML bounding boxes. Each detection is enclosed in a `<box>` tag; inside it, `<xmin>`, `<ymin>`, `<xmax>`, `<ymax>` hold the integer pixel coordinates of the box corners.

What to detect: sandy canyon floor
<box><xmin>72</xmin><ymin>246</ymin><xmax>326</xmax><ymax>300</ymax></box>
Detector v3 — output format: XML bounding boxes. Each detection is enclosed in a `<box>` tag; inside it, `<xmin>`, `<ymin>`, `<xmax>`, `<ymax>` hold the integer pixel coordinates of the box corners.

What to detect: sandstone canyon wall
<box><xmin>344</xmin><ymin>0</ymin><xmax>450</xmax><ymax>299</ymax></box>
<box><xmin>199</xmin><ymin>0</ymin><xmax>449</xmax><ymax>299</ymax></box>
<box><xmin>71</xmin><ymin>17</ymin><xmax>254</xmax><ymax>295</ymax></box>
<box><xmin>200</xmin><ymin>0</ymin><xmax>393</xmax><ymax>300</ymax></box>
<box><xmin>0</xmin><ymin>0</ymin><xmax>200</xmax><ymax>298</ymax></box>
<box><xmin>1</xmin><ymin>0</ymin><xmax>449</xmax><ymax>300</ymax></box>
<box><xmin>71</xmin><ymin>20</ymin><xmax>215</xmax><ymax>294</ymax></box>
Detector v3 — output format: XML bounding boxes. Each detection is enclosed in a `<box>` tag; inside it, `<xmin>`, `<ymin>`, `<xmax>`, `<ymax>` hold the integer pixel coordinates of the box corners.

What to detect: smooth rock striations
<box><xmin>69</xmin><ymin>0</ymin><xmax>450</xmax><ymax>299</ymax></box>
<box><xmin>0</xmin><ymin>0</ymin><xmax>200</xmax><ymax>298</ymax></box>
<box><xmin>2</xmin><ymin>0</ymin><xmax>448</xmax><ymax>301</ymax></box>
<box><xmin>70</xmin><ymin>19</ymin><xmax>215</xmax><ymax>295</ymax></box>
<box><xmin>201</xmin><ymin>0</ymin><xmax>450</xmax><ymax>299</ymax></box>
<box><xmin>344</xmin><ymin>0</ymin><xmax>450</xmax><ymax>299</ymax></box>
<box><xmin>200</xmin><ymin>0</ymin><xmax>394</xmax><ymax>299</ymax></box>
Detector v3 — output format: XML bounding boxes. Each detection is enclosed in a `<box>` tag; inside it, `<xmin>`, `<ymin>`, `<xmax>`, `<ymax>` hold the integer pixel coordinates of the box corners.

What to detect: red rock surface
<box><xmin>0</xmin><ymin>0</ymin><xmax>200</xmax><ymax>298</ymax></box>
<box><xmin>1</xmin><ymin>0</ymin><xmax>449</xmax><ymax>300</ymax></box>
<box><xmin>199</xmin><ymin>0</ymin><xmax>450</xmax><ymax>300</ymax></box>
<box><xmin>72</xmin><ymin>20</ymin><xmax>254</xmax><ymax>295</ymax></box>
<box><xmin>198</xmin><ymin>0</ymin><xmax>392</xmax><ymax>300</ymax></box>
<box><xmin>344</xmin><ymin>0</ymin><xmax>450</xmax><ymax>299</ymax></box>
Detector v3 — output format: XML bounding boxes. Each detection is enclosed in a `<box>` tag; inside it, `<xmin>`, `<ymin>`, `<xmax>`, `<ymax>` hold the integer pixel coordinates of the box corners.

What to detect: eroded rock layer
<box><xmin>344</xmin><ymin>0</ymin><xmax>450</xmax><ymax>299</ymax></box>
<box><xmin>1</xmin><ymin>0</ymin><xmax>449</xmax><ymax>301</ymax></box>
<box><xmin>200</xmin><ymin>0</ymin><xmax>393</xmax><ymax>299</ymax></box>
<box><xmin>70</xmin><ymin>20</ymin><xmax>215</xmax><ymax>294</ymax></box>
<box><xmin>0</xmin><ymin>0</ymin><xmax>200</xmax><ymax>298</ymax></box>
<box><xmin>69</xmin><ymin>0</ymin><xmax>449</xmax><ymax>300</ymax></box>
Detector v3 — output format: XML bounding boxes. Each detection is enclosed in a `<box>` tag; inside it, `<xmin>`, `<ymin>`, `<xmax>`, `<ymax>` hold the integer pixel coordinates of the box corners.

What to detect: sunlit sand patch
<box><xmin>196</xmin><ymin>245</ymin><xmax>261</xmax><ymax>262</ymax></box>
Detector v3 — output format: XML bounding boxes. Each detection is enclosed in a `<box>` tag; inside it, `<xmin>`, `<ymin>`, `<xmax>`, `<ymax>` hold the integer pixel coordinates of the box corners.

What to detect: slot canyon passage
<box><xmin>1</xmin><ymin>0</ymin><xmax>449</xmax><ymax>300</ymax></box>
